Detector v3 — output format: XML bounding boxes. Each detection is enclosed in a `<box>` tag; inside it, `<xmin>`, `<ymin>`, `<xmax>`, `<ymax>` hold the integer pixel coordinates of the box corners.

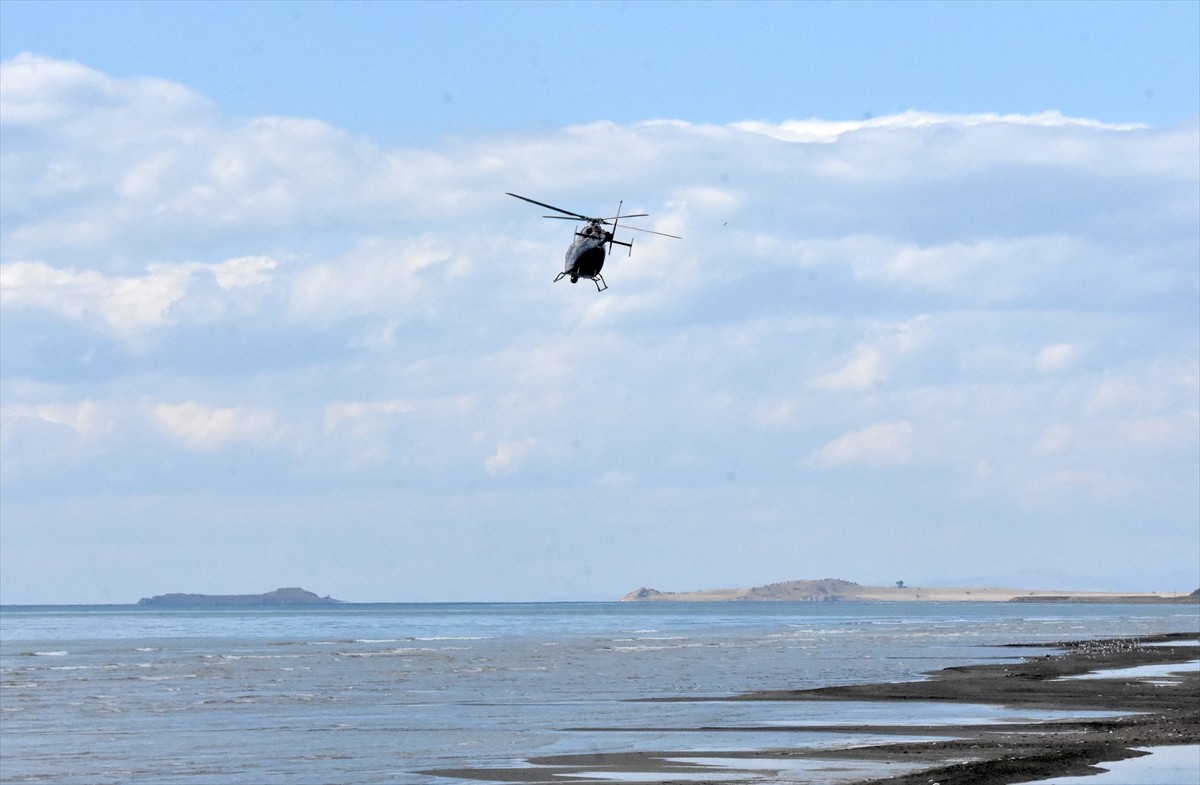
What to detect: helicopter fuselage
<box><xmin>564</xmin><ymin>221</ymin><xmax>610</xmax><ymax>283</ymax></box>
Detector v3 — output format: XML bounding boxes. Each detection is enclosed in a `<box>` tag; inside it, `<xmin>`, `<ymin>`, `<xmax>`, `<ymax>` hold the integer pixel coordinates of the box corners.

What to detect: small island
<box><xmin>620</xmin><ymin>578</ymin><xmax>1200</xmax><ymax>603</ymax></box>
<box><xmin>137</xmin><ymin>587</ymin><xmax>344</xmax><ymax>608</ymax></box>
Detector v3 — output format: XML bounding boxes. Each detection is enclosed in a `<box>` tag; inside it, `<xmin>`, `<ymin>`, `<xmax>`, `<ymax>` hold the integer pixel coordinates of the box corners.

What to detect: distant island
<box><xmin>620</xmin><ymin>578</ymin><xmax>1200</xmax><ymax>604</ymax></box>
<box><xmin>137</xmin><ymin>587</ymin><xmax>344</xmax><ymax>608</ymax></box>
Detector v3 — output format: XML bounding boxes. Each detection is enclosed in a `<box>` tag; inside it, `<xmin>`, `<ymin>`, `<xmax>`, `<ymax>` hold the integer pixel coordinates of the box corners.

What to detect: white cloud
<box><xmin>153</xmin><ymin>402</ymin><xmax>280</xmax><ymax>452</ymax></box>
<box><xmin>1</xmin><ymin>400</ymin><xmax>114</xmax><ymax>441</ymax></box>
<box><xmin>595</xmin><ymin>469</ymin><xmax>637</xmax><ymax>487</ymax></box>
<box><xmin>1</xmin><ymin>55</ymin><xmax>402</xmax><ymax>264</ymax></box>
<box><xmin>0</xmin><ymin>255</ymin><xmax>279</xmax><ymax>338</ymax></box>
<box><xmin>811</xmin><ymin>317</ymin><xmax>929</xmax><ymax>391</ymax></box>
<box><xmin>0</xmin><ymin>400</ymin><xmax>122</xmax><ymax>480</ymax></box>
<box><xmin>813</xmin><ymin>346</ymin><xmax>886</xmax><ymax>391</ymax></box>
<box><xmin>1122</xmin><ymin>410</ymin><xmax>1200</xmax><ymax>450</ymax></box>
<box><xmin>1019</xmin><ymin>468</ymin><xmax>1140</xmax><ymax>508</ymax></box>
<box><xmin>484</xmin><ymin>438</ymin><xmax>538</xmax><ymax>476</ymax></box>
<box><xmin>1035</xmin><ymin>343</ymin><xmax>1078</xmax><ymax>374</ymax></box>
<box><xmin>731</xmin><ymin>110</ymin><xmax>1146</xmax><ymax>144</ymax></box>
<box><xmin>324</xmin><ymin>399</ymin><xmax>414</xmax><ymax>433</ymax></box>
<box><xmin>1034</xmin><ymin>424</ymin><xmax>1073</xmax><ymax>455</ymax></box>
<box><xmin>286</xmin><ymin>236</ymin><xmax>455</xmax><ymax>324</ymax></box>
<box><xmin>320</xmin><ymin>399</ymin><xmax>416</xmax><ymax>469</ymax></box>
<box><xmin>1084</xmin><ymin>370</ymin><xmax>1182</xmax><ymax>417</ymax></box>
<box><xmin>1</xmin><ymin>260</ymin><xmax>191</xmax><ymax>334</ymax></box>
<box><xmin>0</xmin><ymin>53</ymin><xmax>209</xmax><ymax>129</ymax></box>
<box><xmin>752</xmin><ymin>398</ymin><xmax>803</xmax><ymax>429</ymax></box>
<box><xmin>210</xmin><ymin>255</ymin><xmax>278</xmax><ymax>289</ymax></box>
<box><xmin>830</xmin><ymin>235</ymin><xmax>1090</xmax><ymax>302</ymax></box>
<box><xmin>808</xmin><ymin>421</ymin><xmax>914</xmax><ymax>469</ymax></box>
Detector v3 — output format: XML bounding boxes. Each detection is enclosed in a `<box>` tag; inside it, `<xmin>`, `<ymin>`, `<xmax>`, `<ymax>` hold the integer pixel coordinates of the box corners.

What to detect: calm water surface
<box><xmin>2</xmin><ymin>602</ymin><xmax>1197</xmax><ymax>784</ymax></box>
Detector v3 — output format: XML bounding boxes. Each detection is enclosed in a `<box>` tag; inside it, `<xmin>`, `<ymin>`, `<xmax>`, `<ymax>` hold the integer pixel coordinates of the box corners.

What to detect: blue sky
<box><xmin>1</xmin><ymin>1</ymin><xmax>1198</xmax><ymax>603</ymax></box>
<box><xmin>4</xmin><ymin>1</ymin><xmax>1197</xmax><ymax>139</ymax></box>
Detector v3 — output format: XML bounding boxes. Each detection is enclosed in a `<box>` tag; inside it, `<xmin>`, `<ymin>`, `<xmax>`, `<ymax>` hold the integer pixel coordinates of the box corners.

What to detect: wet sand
<box><xmin>422</xmin><ymin>631</ymin><xmax>1198</xmax><ymax>784</ymax></box>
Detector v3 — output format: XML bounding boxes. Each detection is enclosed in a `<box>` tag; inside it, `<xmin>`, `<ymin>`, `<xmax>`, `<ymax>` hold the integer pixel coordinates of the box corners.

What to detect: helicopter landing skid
<box><xmin>554</xmin><ymin>271</ymin><xmax>607</xmax><ymax>292</ymax></box>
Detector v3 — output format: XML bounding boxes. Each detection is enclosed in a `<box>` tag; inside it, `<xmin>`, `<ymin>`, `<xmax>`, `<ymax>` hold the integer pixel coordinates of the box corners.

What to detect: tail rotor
<box><xmin>606</xmin><ymin>201</ymin><xmax>621</xmax><ymax>256</ymax></box>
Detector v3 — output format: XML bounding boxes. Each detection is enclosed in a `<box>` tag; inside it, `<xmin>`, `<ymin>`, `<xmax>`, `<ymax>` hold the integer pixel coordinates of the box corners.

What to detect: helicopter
<box><xmin>506</xmin><ymin>192</ymin><xmax>680</xmax><ymax>291</ymax></box>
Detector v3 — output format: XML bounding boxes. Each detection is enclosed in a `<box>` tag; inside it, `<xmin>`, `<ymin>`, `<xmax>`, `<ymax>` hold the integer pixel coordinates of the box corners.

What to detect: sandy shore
<box><xmin>422</xmin><ymin>631</ymin><xmax>1199</xmax><ymax>784</ymax></box>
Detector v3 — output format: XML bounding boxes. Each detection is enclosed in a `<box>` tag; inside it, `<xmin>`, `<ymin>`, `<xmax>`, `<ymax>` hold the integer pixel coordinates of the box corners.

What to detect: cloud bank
<box><xmin>2</xmin><ymin>55</ymin><xmax>1197</xmax><ymax>602</ymax></box>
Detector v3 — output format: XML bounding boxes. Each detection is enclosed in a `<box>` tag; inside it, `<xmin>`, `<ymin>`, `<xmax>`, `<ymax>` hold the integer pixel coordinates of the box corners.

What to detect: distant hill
<box><xmin>619</xmin><ymin>579</ymin><xmax>1199</xmax><ymax>603</ymax></box>
<box><xmin>137</xmin><ymin>587</ymin><xmax>343</xmax><ymax>608</ymax></box>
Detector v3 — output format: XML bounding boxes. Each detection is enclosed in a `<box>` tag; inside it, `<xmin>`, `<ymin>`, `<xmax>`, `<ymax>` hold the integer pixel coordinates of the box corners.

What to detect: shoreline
<box><xmin>727</xmin><ymin>631</ymin><xmax>1200</xmax><ymax>784</ymax></box>
<box><xmin>423</xmin><ymin>631</ymin><xmax>1199</xmax><ymax>784</ymax></box>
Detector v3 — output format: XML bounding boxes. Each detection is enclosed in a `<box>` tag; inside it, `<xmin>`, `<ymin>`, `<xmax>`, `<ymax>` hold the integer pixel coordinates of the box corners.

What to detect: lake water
<box><xmin>2</xmin><ymin>601</ymin><xmax>1197</xmax><ymax>784</ymax></box>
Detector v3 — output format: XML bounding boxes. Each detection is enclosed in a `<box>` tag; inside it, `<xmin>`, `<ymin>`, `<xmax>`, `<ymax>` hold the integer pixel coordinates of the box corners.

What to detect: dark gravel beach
<box><xmin>744</xmin><ymin>631</ymin><xmax>1200</xmax><ymax>785</ymax></box>
<box><xmin>423</xmin><ymin>631</ymin><xmax>1199</xmax><ymax>784</ymax></box>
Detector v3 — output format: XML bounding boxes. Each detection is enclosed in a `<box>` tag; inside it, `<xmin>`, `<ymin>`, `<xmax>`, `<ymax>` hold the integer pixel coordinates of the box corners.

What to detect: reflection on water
<box><xmin>666</xmin><ymin>756</ymin><xmax>929</xmax><ymax>783</ymax></box>
<box><xmin>1030</xmin><ymin>745</ymin><xmax>1200</xmax><ymax>785</ymax></box>
<box><xmin>1060</xmin><ymin>659</ymin><xmax>1200</xmax><ymax>682</ymax></box>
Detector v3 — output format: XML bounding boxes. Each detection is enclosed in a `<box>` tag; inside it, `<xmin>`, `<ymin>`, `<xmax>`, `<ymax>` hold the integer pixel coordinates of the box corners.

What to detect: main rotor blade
<box><xmin>542</xmin><ymin>213</ymin><xmax>650</xmax><ymax>224</ymax></box>
<box><xmin>622</xmin><ymin>225</ymin><xmax>682</xmax><ymax>239</ymax></box>
<box><xmin>599</xmin><ymin>213</ymin><xmax>648</xmax><ymax>223</ymax></box>
<box><xmin>506</xmin><ymin>192</ymin><xmax>592</xmax><ymax>221</ymax></box>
